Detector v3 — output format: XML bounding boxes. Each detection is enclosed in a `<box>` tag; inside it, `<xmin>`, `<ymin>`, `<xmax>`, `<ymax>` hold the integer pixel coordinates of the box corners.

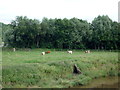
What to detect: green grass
<box><xmin>2</xmin><ymin>48</ymin><xmax>119</xmax><ymax>88</ymax></box>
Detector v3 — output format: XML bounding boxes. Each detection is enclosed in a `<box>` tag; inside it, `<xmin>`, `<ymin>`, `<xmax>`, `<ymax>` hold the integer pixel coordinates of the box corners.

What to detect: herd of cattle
<box><xmin>12</xmin><ymin>48</ymin><xmax>91</xmax><ymax>55</ymax></box>
<box><xmin>41</xmin><ymin>50</ymin><xmax>91</xmax><ymax>55</ymax></box>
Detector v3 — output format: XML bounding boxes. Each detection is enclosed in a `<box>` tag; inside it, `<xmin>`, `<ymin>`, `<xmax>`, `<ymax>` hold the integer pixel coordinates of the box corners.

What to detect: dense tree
<box><xmin>69</xmin><ymin>18</ymin><xmax>91</xmax><ymax>49</ymax></box>
<box><xmin>111</xmin><ymin>22</ymin><xmax>120</xmax><ymax>49</ymax></box>
<box><xmin>10</xmin><ymin>16</ymin><xmax>41</xmax><ymax>48</ymax></box>
<box><xmin>1</xmin><ymin>15</ymin><xmax>119</xmax><ymax>50</ymax></box>
<box><xmin>92</xmin><ymin>15</ymin><xmax>119</xmax><ymax>50</ymax></box>
<box><xmin>0</xmin><ymin>23</ymin><xmax>12</xmax><ymax>46</ymax></box>
<box><xmin>92</xmin><ymin>15</ymin><xmax>114</xmax><ymax>49</ymax></box>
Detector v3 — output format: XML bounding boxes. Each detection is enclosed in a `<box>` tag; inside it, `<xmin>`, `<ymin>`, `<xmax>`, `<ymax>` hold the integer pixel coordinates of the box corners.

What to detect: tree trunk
<box><xmin>36</xmin><ymin>40</ymin><xmax>39</xmax><ymax>48</ymax></box>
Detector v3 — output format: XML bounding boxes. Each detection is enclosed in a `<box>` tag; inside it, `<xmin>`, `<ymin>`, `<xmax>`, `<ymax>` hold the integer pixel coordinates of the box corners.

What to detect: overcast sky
<box><xmin>0</xmin><ymin>0</ymin><xmax>119</xmax><ymax>24</ymax></box>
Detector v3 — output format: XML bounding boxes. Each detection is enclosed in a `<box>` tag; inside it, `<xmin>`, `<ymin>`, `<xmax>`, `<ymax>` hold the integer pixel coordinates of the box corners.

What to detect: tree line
<box><xmin>1</xmin><ymin>15</ymin><xmax>120</xmax><ymax>50</ymax></box>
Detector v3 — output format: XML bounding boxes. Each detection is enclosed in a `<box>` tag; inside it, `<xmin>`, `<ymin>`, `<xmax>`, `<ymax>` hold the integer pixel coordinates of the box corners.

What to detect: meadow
<box><xmin>2</xmin><ymin>48</ymin><xmax>119</xmax><ymax>88</ymax></box>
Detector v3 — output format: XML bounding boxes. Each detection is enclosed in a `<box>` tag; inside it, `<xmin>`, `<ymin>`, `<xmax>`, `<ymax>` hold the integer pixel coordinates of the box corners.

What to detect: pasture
<box><xmin>2</xmin><ymin>48</ymin><xmax>119</xmax><ymax>88</ymax></box>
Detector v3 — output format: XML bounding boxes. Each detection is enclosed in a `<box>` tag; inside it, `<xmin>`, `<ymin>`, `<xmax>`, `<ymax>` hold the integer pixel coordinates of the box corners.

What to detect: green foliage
<box><xmin>92</xmin><ymin>15</ymin><xmax>119</xmax><ymax>50</ymax></box>
<box><xmin>1</xmin><ymin>15</ymin><xmax>119</xmax><ymax>50</ymax></box>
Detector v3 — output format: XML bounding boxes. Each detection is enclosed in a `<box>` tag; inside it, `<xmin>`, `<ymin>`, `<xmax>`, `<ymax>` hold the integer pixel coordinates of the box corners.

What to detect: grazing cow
<box><xmin>13</xmin><ymin>48</ymin><xmax>16</xmax><ymax>52</ymax></box>
<box><xmin>87</xmin><ymin>50</ymin><xmax>90</xmax><ymax>53</ymax></box>
<box><xmin>85</xmin><ymin>50</ymin><xmax>90</xmax><ymax>53</ymax></box>
<box><xmin>45</xmin><ymin>51</ymin><xmax>51</xmax><ymax>54</ymax></box>
<box><xmin>41</xmin><ymin>52</ymin><xmax>45</xmax><ymax>55</ymax></box>
<box><xmin>67</xmin><ymin>51</ymin><xmax>72</xmax><ymax>54</ymax></box>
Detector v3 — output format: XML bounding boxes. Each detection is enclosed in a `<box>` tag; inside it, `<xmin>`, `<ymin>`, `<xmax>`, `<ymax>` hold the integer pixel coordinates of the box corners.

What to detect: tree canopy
<box><xmin>1</xmin><ymin>15</ymin><xmax>119</xmax><ymax>50</ymax></box>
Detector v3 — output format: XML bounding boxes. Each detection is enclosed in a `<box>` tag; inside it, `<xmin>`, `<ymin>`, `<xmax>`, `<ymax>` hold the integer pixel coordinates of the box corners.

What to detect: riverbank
<box><xmin>74</xmin><ymin>76</ymin><xmax>119</xmax><ymax>88</ymax></box>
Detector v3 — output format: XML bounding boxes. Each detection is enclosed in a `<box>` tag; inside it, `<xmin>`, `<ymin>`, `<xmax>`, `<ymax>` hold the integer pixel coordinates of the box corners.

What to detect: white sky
<box><xmin>0</xmin><ymin>0</ymin><xmax>119</xmax><ymax>24</ymax></box>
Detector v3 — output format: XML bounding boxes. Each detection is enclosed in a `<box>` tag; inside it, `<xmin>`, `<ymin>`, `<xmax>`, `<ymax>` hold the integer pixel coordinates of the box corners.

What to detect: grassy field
<box><xmin>2</xmin><ymin>48</ymin><xmax>119</xmax><ymax>88</ymax></box>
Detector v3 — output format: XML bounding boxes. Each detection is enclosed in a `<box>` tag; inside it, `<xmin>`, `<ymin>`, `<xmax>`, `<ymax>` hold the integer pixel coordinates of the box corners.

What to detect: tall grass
<box><xmin>2</xmin><ymin>48</ymin><xmax>119</xmax><ymax>88</ymax></box>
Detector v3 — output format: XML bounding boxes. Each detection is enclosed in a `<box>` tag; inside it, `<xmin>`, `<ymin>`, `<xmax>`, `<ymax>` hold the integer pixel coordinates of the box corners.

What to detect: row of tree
<box><xmin>1</xmin><ymin>15</ymin><xmax>120</xmax><ymax>50</ymax></box>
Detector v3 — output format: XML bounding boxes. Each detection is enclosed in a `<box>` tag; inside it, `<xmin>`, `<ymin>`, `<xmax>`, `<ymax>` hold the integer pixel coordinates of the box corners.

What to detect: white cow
<box><xmin>67</xmin><ymin>51</ymin><xmax>72</xmax><ymax>54</ymax></box>
<box><xmin>87</xmin><ymin>50</ymin><xmax>90</xmax><ymax>53</ymax></box>
<box><xmin>13</xmin><ymin>48</ymin><xmax>16</xmax><ymax>52</ymax></box>
<box><xmin>41</xmin><ymin>52</ymin><xmax>45</xmax><ymax>55</ymax></box>
<box><xmin>85</xmin><ymin>50</ymin><xmax>90</xmax><ymax>53</ymax></box>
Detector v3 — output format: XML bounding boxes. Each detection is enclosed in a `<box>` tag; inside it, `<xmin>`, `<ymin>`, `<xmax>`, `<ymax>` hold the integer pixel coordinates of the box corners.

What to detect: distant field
<box><xmin>2</xmin><ymin>48</ymin><xmax>119</xmax><ymax>88</ymax></box>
